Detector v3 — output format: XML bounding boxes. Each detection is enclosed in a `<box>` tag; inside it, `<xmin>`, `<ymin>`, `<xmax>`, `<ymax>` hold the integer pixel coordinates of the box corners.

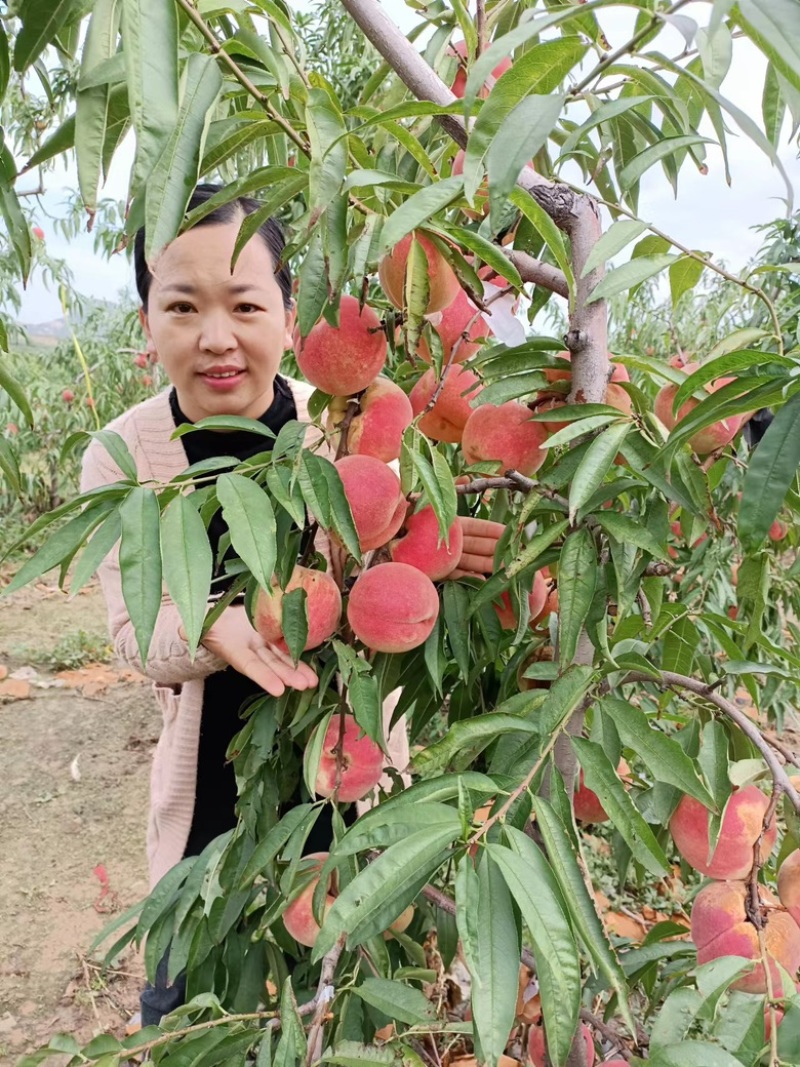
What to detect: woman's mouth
<box><xmin>201</xmin><ymin>367</ymin><xmax>246</xmax><ymax>389</ymax></box>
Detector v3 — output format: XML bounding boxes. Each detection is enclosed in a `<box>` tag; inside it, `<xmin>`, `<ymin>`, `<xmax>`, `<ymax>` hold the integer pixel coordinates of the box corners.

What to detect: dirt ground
<box><xmin>0</xmin><ymin>579</ymin><xmax>157</xmax><ymax>1066</ymax></box>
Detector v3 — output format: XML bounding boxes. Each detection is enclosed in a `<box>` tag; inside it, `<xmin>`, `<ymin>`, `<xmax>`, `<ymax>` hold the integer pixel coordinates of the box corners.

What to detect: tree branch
<box><xmin>506</xmin><ymin>250</ymin><xmax>569</xmax><ymax>298</ymax></box>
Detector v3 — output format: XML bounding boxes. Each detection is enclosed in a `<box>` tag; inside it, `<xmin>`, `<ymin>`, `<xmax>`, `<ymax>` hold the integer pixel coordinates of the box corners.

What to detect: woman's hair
<box><xmin>134</xmin><ymin>182</ymin><xmax>293</xmax><ymax>310</ymax></box>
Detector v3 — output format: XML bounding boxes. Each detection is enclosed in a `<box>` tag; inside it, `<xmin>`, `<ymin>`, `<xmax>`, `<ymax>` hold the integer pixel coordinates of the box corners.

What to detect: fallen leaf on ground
<box><xmin>0</xmin><ymin>679</ymin><xmax>31</xmax><ymax>701</ymax></box>
<box><xmin>0</xmin><ymin>664</ymin><xmax>7</xmax><ymax>681</ymax></box>
<box><xmin>56</xmin><ymin>664</ymin><xmax>148</xmax><ymax>696</ymax></box>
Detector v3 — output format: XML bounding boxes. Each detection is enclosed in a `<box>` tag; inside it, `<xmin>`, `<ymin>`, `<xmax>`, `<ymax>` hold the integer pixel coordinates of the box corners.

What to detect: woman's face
<box><xmin>139</xmin><ymin>219</ymin><xmax>295</xmax><ymax>423</ymax></box>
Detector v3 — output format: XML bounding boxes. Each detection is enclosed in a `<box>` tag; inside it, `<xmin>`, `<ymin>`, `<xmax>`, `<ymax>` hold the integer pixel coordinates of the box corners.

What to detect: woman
<box><xmin>81</xmin><ymin>183</ymin><xmax>502</xmax><ymax>1024</ymax></box>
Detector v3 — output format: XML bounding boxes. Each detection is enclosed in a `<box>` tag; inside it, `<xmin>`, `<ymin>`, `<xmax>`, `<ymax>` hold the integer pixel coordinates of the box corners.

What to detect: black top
<box><xmin>171</xmin><ymin>382</ymin><xmax>297</xmax><ymax>856</ymax></box>
<box><xmin>171</xmin><ymin>381</ymin><xmax>350</xmax><ymax>858</ymax></box>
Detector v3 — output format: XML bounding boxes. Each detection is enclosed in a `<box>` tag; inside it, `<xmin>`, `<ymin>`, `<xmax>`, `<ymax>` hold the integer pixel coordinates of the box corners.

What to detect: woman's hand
<box><xmin>190</xmin><ymin>604</ymin><xmax>318</xmax><ymax>696</ymax></box>
<box><xmin>449</xmin><ymin>516</ymin><xmax>506</xmax><ymax>580</ymax></box>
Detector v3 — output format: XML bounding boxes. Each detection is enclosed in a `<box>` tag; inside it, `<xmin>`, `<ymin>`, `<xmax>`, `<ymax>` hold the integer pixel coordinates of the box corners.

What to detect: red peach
<box><xmin>691</xmin><ymin>880</ymin><xmax>800</xmax><ymax>994</ymax></box>
<box><xmin>461</xmin><ymin>401</ymin><xmax>549</xmax><ymax>475</ymax></box>
<box><xmin>447</xmin><ymin>39</ymin><xmax>512</xmax><ymax>99</ymax></box>
<box><xmin>85</xmin><ymin>396</ymin><xmax>95</xmax><ymax>408</ymax></box>
<box><xmin>334</xmin><ymin>455</ymin><xmax>407</xmax><ymax>552</ymax></box>
<box><xmin>769</xmin><ymin>520</ymin><xmax>788</xmax><ymax>542</ymax></box>
<box><xmin>62</xmin><ymin>389</ymin><xmax>75</xmax><ymax>403</ymax></box>
<box><xmin>283</xmin><ymin>853</ymin><xmax>336</xmax><ymax>947</ymax></box>
<box><xmin>654</xmin><ymin>362</ymin><xmax>742</xmax><ymax>455</ymax></box>
<box><xmin>389</xmin><ymin>504</ymin><xmax>464</xmax><ymax>581</ymax></box>
<box><xmin>423</xmin><ymin>286</ymin><xmax>491</xmax><ymax>363</ymax></box>
<box><xmin>314</xmin><ymin>713</ymin><xmax>384</xmax><ymax>802</ymax></box>
<box><xmin>32</xmin><ymin>225</ymin><xmax>44</xmax><ymax>240</ymax></box>
<box><xmin>327</xmin><ymin>377</ymin><xmax>413</xmax><ymax>463</ymax></box>
<box><xmin>531</xmin><ymin>582</ymin><xmax>558</xmax><ymax>628</ymax></box>
<box><xmin>527</xmin><ymin>1022</ymin><xmax>594</xmax><ymax>1067</ymax></box>
<box><xmin>5</xmin><ymin>422</ymin><xmax>18</xmax><ymax>435</ymax></box>
<box><xmin>347</xmin><ymin>562</ymin><xmax>439</xmax><ymax>653</ymax></box>
<box><xmin>670</xmin><ymin>785</ymin><xmax>777</xmax><ymax>880</ymax></box>
<box><xmin>141</xmin><ymin>375</ymin><xmax>153</xmax><ymax>387</ymax></box>
<box><xmin>494</xmin><ymin>571</ymin><xmax>548</xmax><ymax>631</ymax></box>
<box><xmin>134</xmin><ymin>353</ymin><xmax>148</xmax><ymax>369</ymax></box>
<box><xmin>573</xmin><ymin>760</ymin><xmax>631</xmax><ymax>824</ymax></box>
<box><xmin>778</xmin><ymin>849</ymin><xmax>800</xmax><ymax>927</ymax></box>
<box><xmin>409</xmin><ymin>365</ymin><xmax>483</xmax><ymax>443</ymax></box>
<box><xmin>379</xmin><ymin>232</ymin><xmax>459</xmax><ymax>314</ymax></box>
<box><xmin>253</xmin><ymin>565</ymin><xmax>342</xmax><ymax>653</ymax></box>
<box><xmin>294</xmin><ymin>294</ymin><xmax>387</xmax><ymax>396</ymax></box>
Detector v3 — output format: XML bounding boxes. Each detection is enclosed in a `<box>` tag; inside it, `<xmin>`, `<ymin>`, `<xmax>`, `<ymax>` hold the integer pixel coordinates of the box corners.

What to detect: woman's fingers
<box><xmin>447</xmin><ymin>568</ymin><xmax>486</xmax><ymax>581</ymax></box>
<box><xmin>456</xmin><ymin>551</ymin><xmax>497</xmax><ymax>574</ymax></box>
<box><xmin>457</xmin><ymin>517</ymin><xmax>506</xmax><ymax>540</ymax></box>
<box><xmin>256</xmin><ymin>642</ymin><xmax>319</xmax><ymax>689</ymax></box>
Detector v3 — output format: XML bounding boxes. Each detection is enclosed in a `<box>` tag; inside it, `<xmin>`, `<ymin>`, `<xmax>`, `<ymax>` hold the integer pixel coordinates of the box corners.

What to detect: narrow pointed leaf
<box><xmin>160</xmin><ymin>495</ymin><xmax>213</xmax><ymax>656</ymax></box>
<box><xmin>739</xmin><ymin>393</ymin><xmax>800</xmax><ymax>549</ymax></box>
<box><xmin>557</xmin><ymin>529</ymin><xmax>597</xmax><ymax>666</ymax></box>
<box><xmin>119</xmin><ymin>487</ymin><xmax>163</xmax><ymax>667</ymax></box>
<box><xmin>216</xmin><ymin>473</ymin><xmax>276</xmax><ymax>591</ymax></box>
<box><xmin>569</xmin><ymin>422</ymin><xmax>632</xmax><ymax>521</ymax></box>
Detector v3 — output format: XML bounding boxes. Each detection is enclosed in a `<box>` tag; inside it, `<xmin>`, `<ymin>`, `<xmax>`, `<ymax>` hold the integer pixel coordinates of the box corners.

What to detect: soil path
<box><xmin>0</xmin><ymin>580</ymin><xmax>156</xmax><ymax>1066</ymax></box>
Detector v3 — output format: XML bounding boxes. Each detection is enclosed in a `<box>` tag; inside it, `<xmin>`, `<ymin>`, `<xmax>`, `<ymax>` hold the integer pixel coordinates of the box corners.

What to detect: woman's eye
<box><xmin>237</xmin><ymin>303</ymin><xmax>260</xmax><ymax>313</ymax></box>
<box><xmin>169</xmin><ymin>303</ymin><xmax>194</xmax><ymax>314</ymax></box>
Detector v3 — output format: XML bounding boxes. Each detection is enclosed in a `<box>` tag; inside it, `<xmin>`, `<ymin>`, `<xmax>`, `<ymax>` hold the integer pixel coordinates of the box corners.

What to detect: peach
<box><xmin>690</xmin><ymin>880</ymin><xmax>800</xmax><ymax>994</ymax></box>
<box><xmin>347</xmin><ymin>562</ymin><xmax>439</xmax><ymax>653</ymax></box>
<box><xmin>283</xmin><ymin>853</ymin><xmax>336</xmax><ymax>948</ymax></box>
<box><xmin>293</xmin><ymin>294</ymin><xmax>386</xmax><ymax>396</ymax></box>
<box><xmin>542</xmin><ymin>350</ymin><xmax>628</xmax><ymax>392</ymax></box>
<box><xmin>495</xmin><ymin>571</ymin><xmax>548</xmax><ymax>631</ymax></box>
<box><xmin>670</xmin><ymin>785</ymin><xmax>777</xmax><ymax>879</ymax></box>
<box><xmin>447</xmin><ymin>39</ymin><xmax>512</xmax><ymax>99</ymax></box>
<box><xmin>769</xmin><ymin>520</ymin><xmax>788</xmax><ymax>542</ymax></box>
<box><xmin>573</xmin><ymin>760</ymin><xmax>631</xmax><ymax>824</ymax></box>
<box><xmin>654</xmin><ymin>362</ymin><xmax>742</xmax><ymax>455</ymax></box>
<box><xmin>778</xmin><ymin>849</ymin><xmax>800</xmax><ymax>927</ymax></box>
<box><xmin>384</xmin><ymin>904</ymin><xmax>415</xmax><ymax>939</ymax></box>
<box><xmin>531</xmin><ymin>581</ymin><xmax>558</xmax><ymax>628</ymax></box>
<box><xmin>527</xmin><ymin>1022</ymin><xmax>595</xmax><ymax>1067</ymax></box>
<box><xmin>604</xmin><ymin>381</ymin><xmax>633</xmax><ymax>416</ymax></box>
<box><xmin>379</xmin><ymin>232</ymin><xmax>459</xmax><ymax>314</ymax></box>
<box><xmin>334</xmin><ymin>454</ymin><xmax>407</xmax><ymax>551</ymax></box>
<box><xmin>532</xmin><ymin>395</ymin><xmax>569</xmax><ymax>435</ymax></box>
<box><xmin>327</xmin><ymin>377</ymin><xmax>413</xmax><ymax>463</ymax></box>
<box><xmin>314</xmin><ymin>713</ymin><xmax>384</xmax><ymax>802</ymax></box>
<box><xmin>389</xmin><ymin>504</ymin><xmax>464</xmax><ymax>580</ymax></box>
<box><xmin>253</xmin><ymin>566</ymin><xmax>342</xmax><ymax>652</ymax></box>
<box><xmin>410</xmin><ymin>365</ymin><xmax>483</xmax><ymax>443</ymax></box>
<box><xmin>461</xmin><ymin>401</ymin><xmax>549</xmax><ymax>475</ymax></box>
<box><xmin>421</xmin><ymin>286</ymin><xmax>491</xmax><ymax>363</ymax></box>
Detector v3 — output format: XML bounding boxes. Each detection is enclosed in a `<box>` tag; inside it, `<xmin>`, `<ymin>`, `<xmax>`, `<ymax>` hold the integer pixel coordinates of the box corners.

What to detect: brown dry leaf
<box><xmin>0</xmin><ymin>679</ymin><xmax>31</xmax><ymax>701</ymax></box>
<box><xmin>594</xmin><ymin>890</ymin><xmax>647</xmax><ymax>941</ymax></box>
<box><xmin>374</xmin><ymin>1023</ymin><xmax>395</xmax><ymax>1043</ymax></box>
<box><xmin>56</xmin><ymin>664</ymin><xmax>148</xmax><ymax>696</ymax></box>
<box><xmin>0</xmin><ymin>664</ymin><xmax>8</xmax><ymax>681</ymax></box>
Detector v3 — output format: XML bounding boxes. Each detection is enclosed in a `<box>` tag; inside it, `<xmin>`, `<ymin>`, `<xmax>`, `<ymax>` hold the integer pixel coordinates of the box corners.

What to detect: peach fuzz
<box><xmin>527</xmin><ymin>1022</ymin><xmax>595</xmax><ymax>1067</ymax></box>
<box><xmin>389</xmin><ymin>504</ymin><xmax>464</xmax><ymax>581</ymax></box>
<box><xmin>283</xmin><ymin>853</ymin><xmax>336</xmax><ymax>948</ymax></box>
<box><xmin>494</xmin><ymin>570</ymin><xmax>548</xmax><ymax>631</ymax></box>
<box><xmin>670</xmin><ymin>785</ymin><xmax>777</xmax><ymax>879</ymax></box>
<box><xmin>334</xmin><ymin>454</ymin><xmax>407</xmax><ymax>552</ymax></box>
<box><xmin>253</xmin><ymin>566</ymin><xmax>342</xmax><ymax>653</ymax></box>
<box><xmin>778</xmin><ymin>849</ymin><xmax>800</xmax><ymax>927</ymax></box>
<box><xmin>422</xmin><ymin>286</ymin><xmax>491</xmax><ymax>363</ymax></box>
<box><xmin>462</xmin><ymin>401</ymin><xmax>549</xmax><ymax>476</ymax></box>
<box><xmin>293</xmin><ymin>294</ymin><xmax>386</xmax><ymax>396</ymax></box>
<box><xmin>690</xmin><ymin>880</ymin><xmax>800</xmax><ymax>994</ymax></box>
<box><xmin>327</xmin><ymin>377</ymin><xmax>413</xmax><ymax>463</ymax></box>
<box><xmin>410</xmin><ymin>365</ymin><xmax>483</xmax><ymax>443</ymax></box>
<box><xmin>654</xmin><ymin>362</ymin><xmax>742</xmax><ymax>455</ymax></box>
<box><xmin>347</xmin><ymin>562</ymin><xmax>439</xmax><ymax>653</ymax></box>
<box><xmin>378</xmin><ymin>231</ymin><xmax>460</xmax><ymax>314</ymax></box>
<box><xmin>314</xmin><ymin>713</ymin><xmax>384</xmax><ymax>802</ymax></box>
<box><xmin>447</xmin><ymin>39</ymin><xmax>512</xmax><ymax>99</ymax></box>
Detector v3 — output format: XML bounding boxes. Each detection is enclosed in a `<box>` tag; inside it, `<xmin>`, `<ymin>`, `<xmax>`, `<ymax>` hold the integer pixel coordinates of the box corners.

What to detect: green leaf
<box><xmin>0</xmin><ymin>361</ymin><xmax>34</xmax><ymax>427</ymax></box>
<box><xmin>646</xmin><ymin>1041</ymin><xmax>751</xmax><ymax>1067</ymax></box>
<box><xmin>443</xmin><ymin>225</ymin><xmax>523</xmax><ymax>289</ymax></box>
<box><xmin>734</xmin><ymin>0</ymin><xmax>800</xmax><ymax>96</ymax></box>
<box><xmin>507</xmin><ymin>519</ymin><xmax>569</xmax><ymax>579</ymax></box>
<box><xmin>489</xmin><ymin>829</ymin><xmax>581</xmax><ymax>1067</ymax></box>
<box><xmin>351</xmin><ymin>978</ymin><xmax>437</xmax><ymax>1027</ymax></box>
<box><xmin>669</xmin><ymin>255</ymin><xmax>706</xmax><ymax>307</ymax></box>
<box><xmin>14</xmin><ymin>0</ymin><xmax>83</xmax><ymax>72</ymax></box>
<box><xmin>601</xmin><ymin>697</ymin><xmax>716</xmax><ymax>809</ymax></box>
<box><xmin>443</xmin><ymin>582</ymin><xmax>471</xmax><ymax>681</ymax></box>
<box><xmin>581</xmin><ymin>218</ymin><xmax>649</xmax><ymax>278</ymax></box>
<box><xmin>557</xmin><ymin>529</ymin><xmax>597</xmax><ymax>666</ymax></box>
<box><xmin>595</xmin><ymin>511</ymin><xmax>668</xmax><ymax>560</ymax></box>
<box><xmin>145</xmin><ymin>53</ymin><xmax>223</xmax><ymax>259</ymax></box>
<box><xmin>572</xmin><ymin>737</ymin><xmax>670</xmax><ymax>876</ymax></box>
<box><xmin>273</xmin><ymin>980</ymin><xmax>305</xmax><ymax>1067</ymax></box>
<box><xmin>762</xmin><ymin>62</ymin><xmax>786</xmax><ymax>147</ymax></box>
<box><xmin>569</xmin><ymin>422</ymin><xmax>632</xmax><ymax>522</ymax></box>
<box><xmin>411</xmin><ymin>713</ymin><xmax>537</xmax><ymax>779</ymax></box>
<box><xmin>216</xmin><ymin>473</ymin><xmax>277</xmax><ymax>592</ymax></box>
<box><xmin>321</xmin><ymin>1042</ymin><xmax>394</xmax><ymax>1067</ymax></box>
<box><xmin>456</xmin><ymin>856</ymin><xmax>519</xmax><ymax>1067</ymax></box>
<box><xmin>619</xmin><ymin>134</ymin><xmax>713</xmax><ymax>190</ymax></box>
<box><xmin>119</xmin><ymin>487</ymin><xmax>162</xmax><ymax>667</ymax></box>
<box><xmin>487</xmin><ymin>95</ymin><xmax>565</xmax><ymax>218</ymax></box>
<box><xmin>738</xmin><ymin>393</ymin><xmax>800</xmax><ymax>548</ymax></box>
<box><xmin>299</xmin><ymin>453</ymin><xmax>361</xmax><ymax>563</ymax></box>
<box><xmin>379</xmin><ymin>178</ymin><xmax>465</xmax><ymax>254</ymax></box>
<box><xmin>334</xmin><ymin>802</ymin><xmax>460</xmax><ymax>856</ymax></box>
<box><xmin>89</xmin><ymin>429</ymin><xmax>139</xmax><ymax>482</ymax></box>
<box><xmin>312</xmin><ymin>826</ymin><xmax>457</xmax><ymax>959</ymax></box>
<box><xmin>534</xmin><ymin>797</ymin><xmax>635</xmax><ymax>1035</ymax></box>
<box><xmin>160</xmin><ymin>495</ymin><xmax>213</xmax><ymax>657</ymax></box>
<box><xmin>75</xmin><ymin>0</ymin><xmax>119</xmax><ymax>212</ymax></box>
<box><xmin>306</xmin><ymin>88</ymin><xmax>348</xmax><ymax>220</ymax></box>
<box><xmin>536</xmin><ymin>664</ymin><xmax>595</xmax><ymax>739</ymax></box>
<box><xmin>121</xmin><ymin>0</ymin><xmax>179</xmax><ymax>196</ymax></box>
<box><xmin>509</xmin><ymin>187</ymin><xmax>574</xmax><ymax>298</ymax></box>
<box><xmin>588</xmin><ymin>253</ymin><xmax>679</xmax><ymax>303</ymax></box>
<box><xmin>0</xmin><ymin>135</ymin><xmax>33</xmax><ymax>283</ymax></box>
<box><xmin>280</xmin><ymin>587</ymin><xmax>308</xmax><ymax>665</ymax></box>
<box><xmin>0</xmin><ymin>435</ymin><xmax>21</xmax><ymax>496</ymax></box>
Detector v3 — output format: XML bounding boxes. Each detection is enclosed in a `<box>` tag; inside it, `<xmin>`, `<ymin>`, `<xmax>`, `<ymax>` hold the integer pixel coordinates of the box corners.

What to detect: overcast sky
<box><xmin>15</xmin><ymin>0</ymin><xmax>800</xmax><ymax>323</ymax></box>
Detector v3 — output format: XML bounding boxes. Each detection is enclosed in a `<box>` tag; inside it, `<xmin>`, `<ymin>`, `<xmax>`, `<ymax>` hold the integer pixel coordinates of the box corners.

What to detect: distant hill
<box><xmin>19</xmin><ymin>298</ymin><xmax>118</xmax><ymax>347</ymax></box>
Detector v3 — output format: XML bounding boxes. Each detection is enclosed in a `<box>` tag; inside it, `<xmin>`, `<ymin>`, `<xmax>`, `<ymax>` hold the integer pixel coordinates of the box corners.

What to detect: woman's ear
<box><xmin>283</xmin><ymin>299</ymin><xmax>297</xmax><ymax>349</ymax></box>
<box><xmin>139</xmin><ymin>307</ymin><xmax>158</xmax><ymax>363</ymax></box>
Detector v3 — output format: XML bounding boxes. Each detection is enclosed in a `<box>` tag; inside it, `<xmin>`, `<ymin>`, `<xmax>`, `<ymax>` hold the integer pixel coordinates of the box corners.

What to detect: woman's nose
<box><xmin>199</xmin><ymin>312</ymin><xmax>237</xmax><ymax>353</ymax></box>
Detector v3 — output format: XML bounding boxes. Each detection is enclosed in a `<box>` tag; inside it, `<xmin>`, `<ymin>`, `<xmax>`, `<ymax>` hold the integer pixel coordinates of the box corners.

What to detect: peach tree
<box><xmin>5</xmin><ymin>1</ymin><xmax>800</xmax><ymax>1066</ymax></box>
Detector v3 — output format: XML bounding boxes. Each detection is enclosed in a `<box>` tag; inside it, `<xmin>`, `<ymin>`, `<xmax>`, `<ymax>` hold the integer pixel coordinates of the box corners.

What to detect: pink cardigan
<box><xmin>80</xmin><ymin>382</ymin><xmax>408</xmax><ymax>888</ymax></box>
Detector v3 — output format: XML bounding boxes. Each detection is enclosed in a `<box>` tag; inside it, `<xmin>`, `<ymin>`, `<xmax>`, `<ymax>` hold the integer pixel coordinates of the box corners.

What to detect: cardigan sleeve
<box><xmin>80</xmin><ymin>437</ymin><xmax>228</xmax><ymax>684</ymax></box>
